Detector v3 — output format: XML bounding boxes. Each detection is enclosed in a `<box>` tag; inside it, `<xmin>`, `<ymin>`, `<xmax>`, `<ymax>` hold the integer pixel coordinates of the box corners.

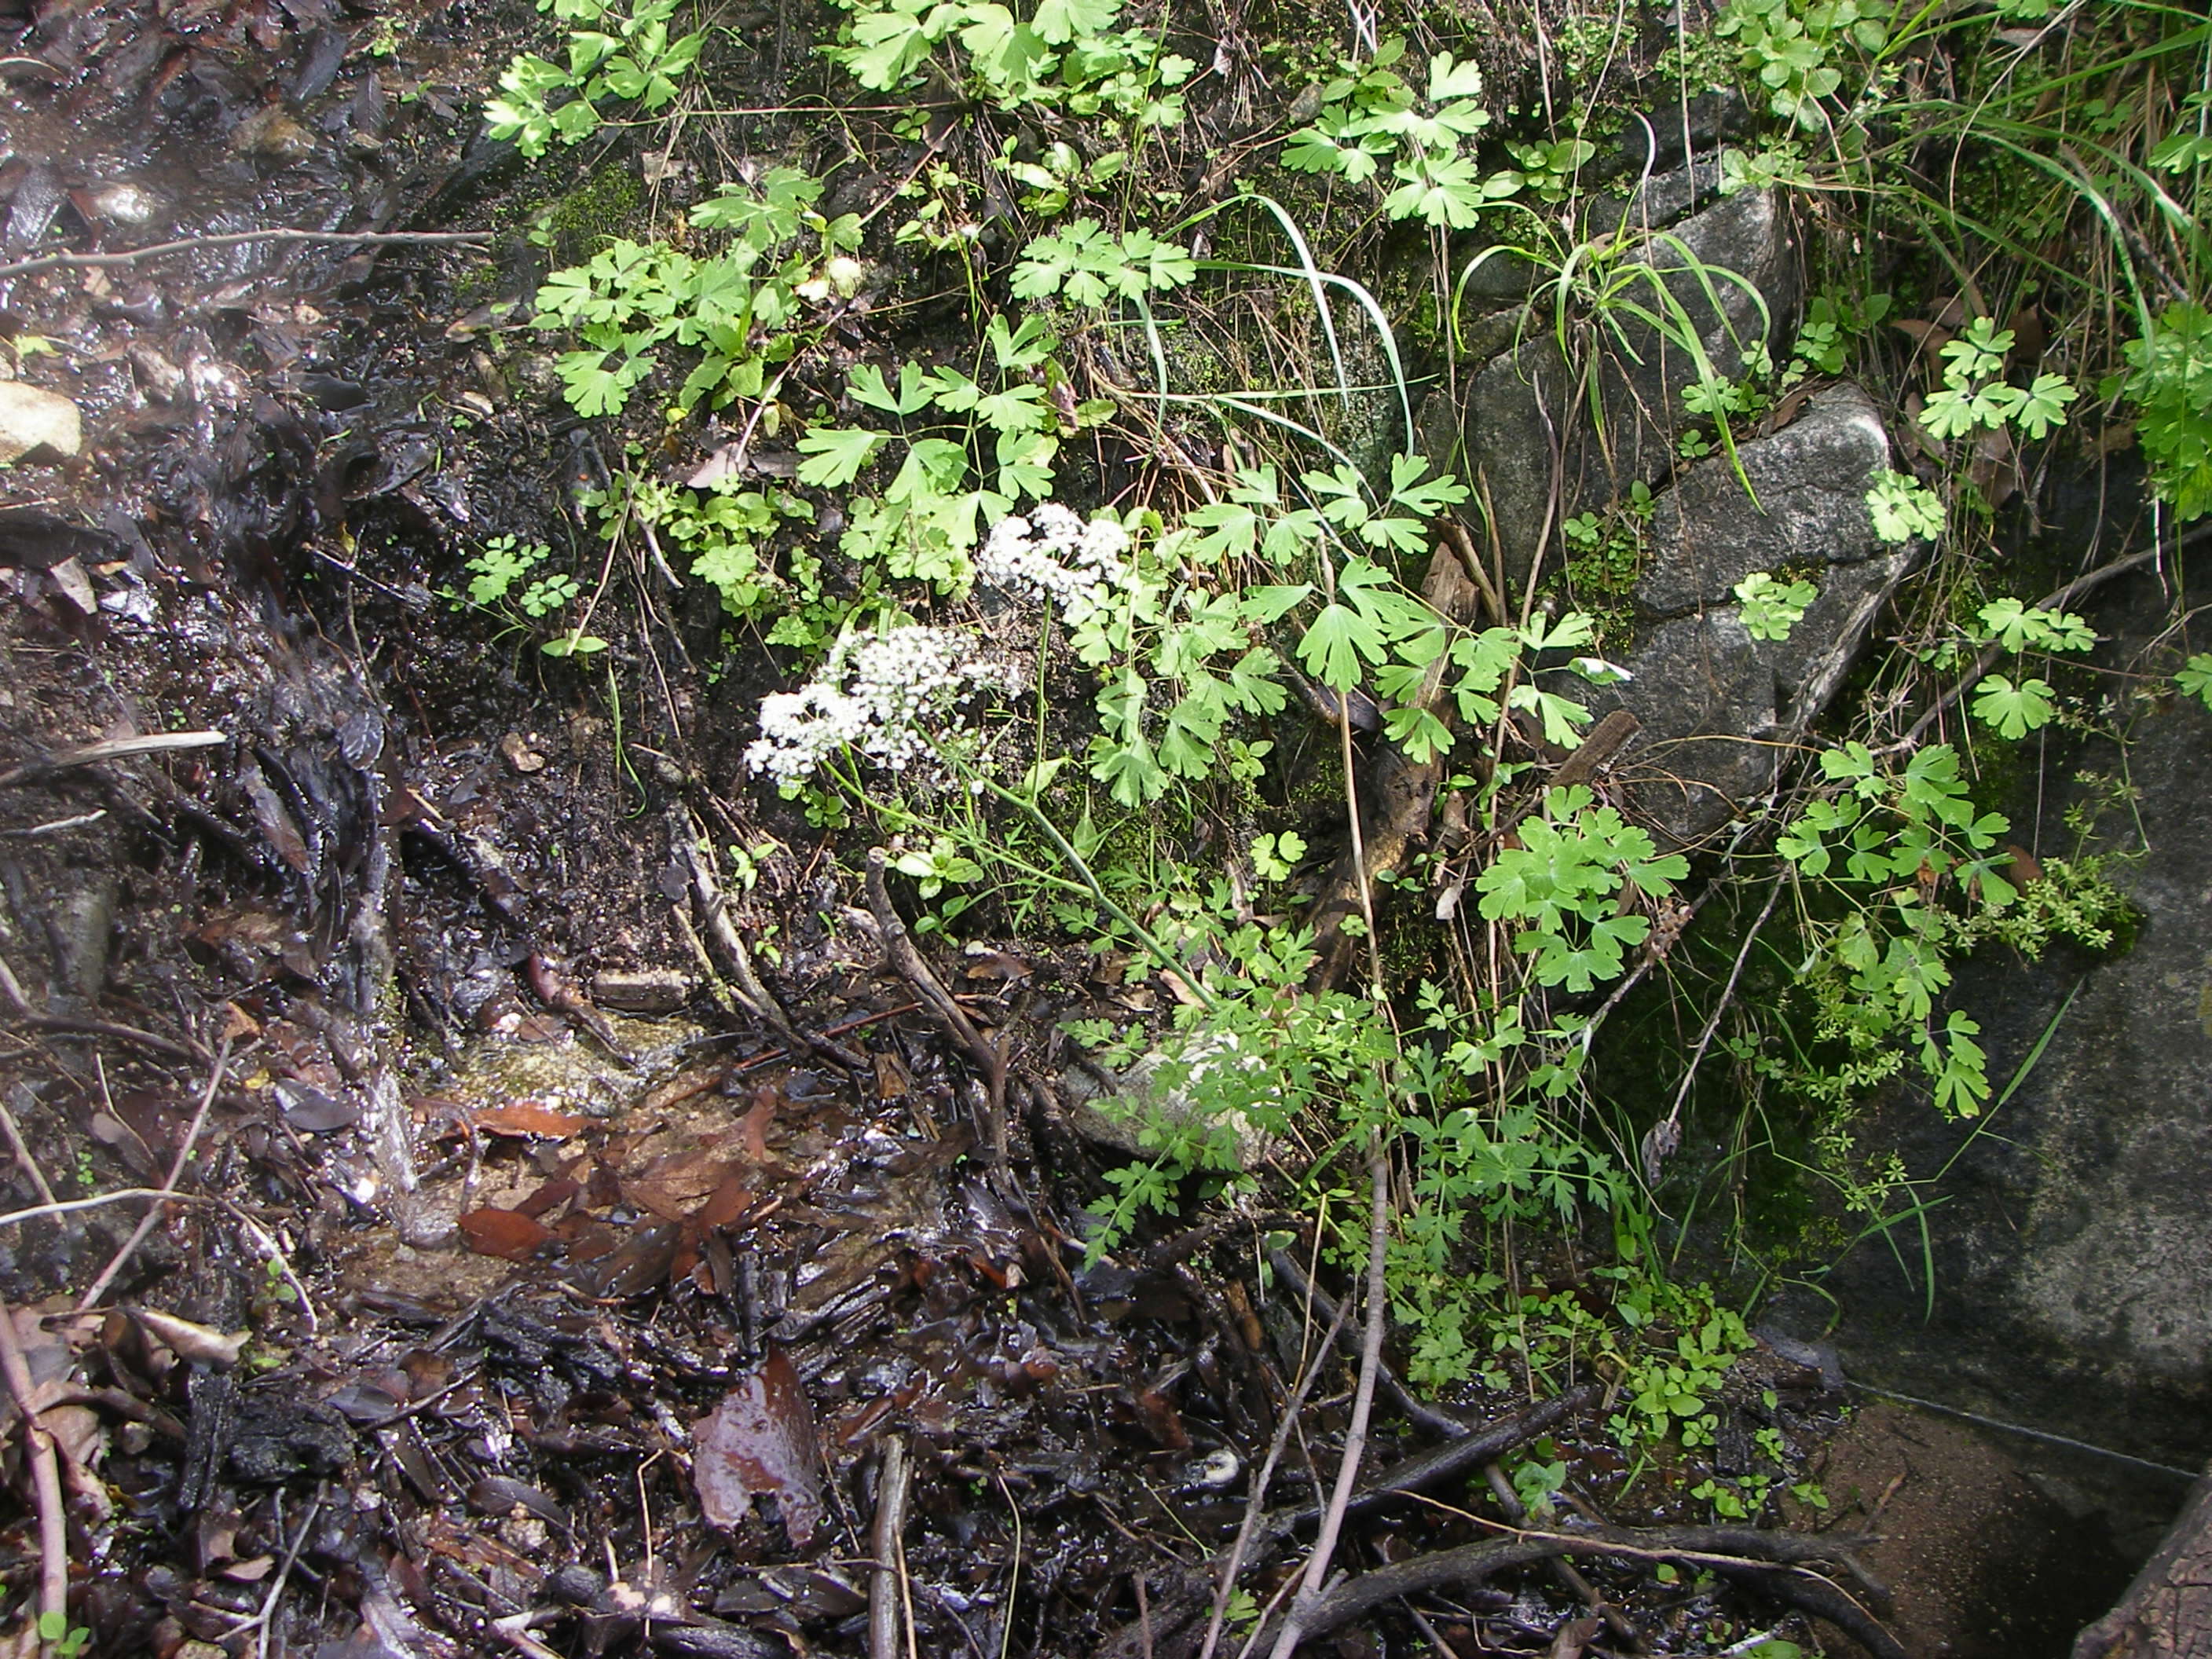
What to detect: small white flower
<box><xmin>745</xmin><ymin>622</ymin><xmax>1003</xmax><ymax>785</ymax></box>
<box><xmin>976</xmin><ymin>502</ymin><xmax>1131</xmax><ymax>621</ymax></box>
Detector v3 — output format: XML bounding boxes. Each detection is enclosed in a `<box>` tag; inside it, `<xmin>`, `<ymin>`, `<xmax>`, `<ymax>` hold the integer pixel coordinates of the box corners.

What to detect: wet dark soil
<box><xmin>0</xmin><ymin>0</ymin><xmax>2187</xmax><ymax>1654</ymax></box>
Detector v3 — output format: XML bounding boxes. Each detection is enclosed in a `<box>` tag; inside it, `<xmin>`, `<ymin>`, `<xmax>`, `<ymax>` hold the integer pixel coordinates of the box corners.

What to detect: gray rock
<box><xmin>1565</xmin><ymin>384</ymin><xmax>1909</xmax><ymax>845</ymax></box>
<box><xmin>1632</xmin><ymin>383</ymin><xmax>1893</xmax><ymax>616</ymax></box>
<box><xmin>1441</xmin><ymin>187</ymin><xmax>1800</xmax><ymax>595</ymax></box>
<box><xmin>1056</xmin><ymin>1033</ymin><xmax>1275</xmax><ymax>1171</ymax></box>
<box><xmin>0</xmin><ymin>383</ymin><xmax>83</xmax><ymax>463</ymax></box>
<box><xmin>1823</xmin><ymin>568</ymin><xmax>2212</xmax><ymax>1474</ymax></box>
<box><xmin>591</xmin><ymin>967</ymin><xmax>693</xmax><ymax>1015</ymax></box>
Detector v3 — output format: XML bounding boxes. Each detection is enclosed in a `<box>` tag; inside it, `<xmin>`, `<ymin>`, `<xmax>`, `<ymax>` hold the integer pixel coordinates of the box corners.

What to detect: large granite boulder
<box><xmin>1815</xmin><ymin>557</ymin><xmax>2212</xmax><ymax>1481</ymax></box>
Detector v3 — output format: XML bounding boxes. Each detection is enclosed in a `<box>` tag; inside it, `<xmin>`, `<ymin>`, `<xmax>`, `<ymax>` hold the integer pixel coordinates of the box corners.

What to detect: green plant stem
<box><xmin>969</xmin><ymin>771</ymin><xmax>1224</xmax><ymax>1016</ymax></box>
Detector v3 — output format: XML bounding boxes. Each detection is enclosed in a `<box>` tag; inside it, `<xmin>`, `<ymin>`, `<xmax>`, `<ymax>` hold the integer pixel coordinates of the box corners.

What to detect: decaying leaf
<box><xmin>693</xmin><ymin>1350</ymin><xmax>826</xmax><ymax>1544</ymax></box>
<box><xmin>471</xmin><ymin>1101</ymin><xmax>586</xmax><ymax>1139</ymax></box>
<box><xmin>133</xmin><ymin>1306</ymin><xmax>248</xmax><ymax>1369</ymax></box>
<box><xmin>458</xmin><ymin>1208</ymin><xmax>552</xmax><ymax>1261</ymax></box>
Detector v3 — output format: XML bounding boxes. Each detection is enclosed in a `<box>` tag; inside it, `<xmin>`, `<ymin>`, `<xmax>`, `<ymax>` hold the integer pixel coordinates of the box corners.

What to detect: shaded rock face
<box><xmin>1441</xmin><ymin>183</ymin><xmax>1801</xmax><ymax>593</ymax></box>
<box><xmin>1579</xmin><ymin>384</ymin><xmax>1910</xmax><ymax>844</ymax></box>
<box><xmin>1818</xmin><ymin>563</ymin><xmax>2212</xmax><ymax>1478</ymax></box>
<box><xmin>1427</xmin><ymin>176</ymin><xmax>1908</xmax><ymax>845</ymax></box>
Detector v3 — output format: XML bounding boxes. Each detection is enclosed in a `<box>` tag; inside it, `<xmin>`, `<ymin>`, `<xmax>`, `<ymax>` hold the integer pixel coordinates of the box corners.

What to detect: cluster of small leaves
<box><xmin>1713</xmin><ymin>0</ymin><xmax>1890</xmax><ymax>130</ymax></box>
<box><xmin>619</xmin><ymin>474</ymin><xmax>821</xmax><ymax>634</ymax></box>
<box><xmin>1775</xmin><ymin>742</ymin><xmax>2017</xmax><ymax>1116</ymax></box>
<box><xmin>827</xmin><ymin>0</ymin><xmax>1192</xmax><ymax>130</ymax></box>
<box><xmin>1475</xmin><ymin>786</ymin><xmax>1690</xmax><ymax>993</ymax></box>
<box><xmin>532</xmin><ymin>169</ymin><xmax>861</xmax><ymax>419</ymax></box>
<box><xmin>1010</xmin><ymin>219</ymin><xmax>1196</xmax><ymax>306</ymax></box>
<box><xmin>1961</xmin><ymin>598</ymin><xmax>2094</xmax><ymax>739</ymax></box>
<box><xmin>485</xmin><ymin>0</ymin><xmax>705</xmax><ymax>156</ymax></box>
<box><xmin>2111</xmin><ymin>302</ymin><xmax>2212</xmax><ymax>522</ymax></box>
<box><xmin>1281</xmin><ymin>40</ymin><xmax>1513</xmax><ymax>230</ymax></box>
<box><xmin>1734</xmin><ymin>570</ymin><xmax>1817</xmax><ymax>641</ymax></box>
<box><xmin>1067</xmin><ymin>528</ymin><xmax>1294</xmax><ymax>808</ymax></box>
<box><xmin>1920</xmin><ymin>316</ymin><xmax>2078</xmax><ymax>445</ymax></box>
<box><xmin>794</xmin><ymin>314</ymin><xmax>1105</xmax><ymax>610</ymax></box>
<box><xmin>1866</xmin><ymin>468</ymin><xmax>1944</xmax><ymax>544</ymax></box>
<box><xmin>449</xmin><ymin>537</ymin><xmax>600</xmax><ymax>653</ymax></box>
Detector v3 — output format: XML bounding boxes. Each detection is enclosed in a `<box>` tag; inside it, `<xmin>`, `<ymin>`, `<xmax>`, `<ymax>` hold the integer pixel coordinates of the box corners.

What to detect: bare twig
<box><xmin>1481</xmin><ymin>1463</ymin><xmax>1639</xmax><ymax>1650</ymax></box>
<box><xmin>0</xmin><ymin>1297</ymin><xmax>68</xmax><ymax>1650</ymax></box>
<box><xmin>77</xmin><ymin>1033</ymin><xmax>236</xmax><ymax>1312</ymax></box>
<box><xmin>0</xmin><ymin>1187</ymin><xmax>218</xmax><ymax>1229</ymax></box>
<box><xmin>1267</xmin><ymin>1249</ymin><xmax>1474</xmax><ymax>1440</ymax></box>
<box><xmin>0</xmin><ymin>950</ymin><xmax>213</xmax><ymax>1064</ymax></box>
<box><xmin>1641</xmin><ymin>873</ymin><xmax>1787</xmax><ymax>1185</ymax></box>
<box><xmin>870</xmin><ymin>1435</ymin><xmax>912</xmax><ymax>1659</ymax></box>
<box><xmin>1885</xmin><ymin>535</ymin><xmax>2192</xmax><ymax>755</ymax></box>
<box><xmin>1265</xmin><ymin>1143</ymin><xmax>1390</xmax><ymax>1659</ymax></box>
<box><xmin>865</xmin><ymin>849</ymin><xmax>1007</xmax><ymax>1163</ymax></box>
<box><xmin>0</xmin><ymin>1089</ymin><xmax>57</xmax><ymax>1207</ymax></box>
<box><xmin>1198</xmin><ymin>1287</ymin><xmax>1350</xmax><ymax>1659</ymax></box>
<box><xmin>0</xmin><ymin>730</ymin><xmax>228</xmax><ymax>787</ymax></box>
<box><xmin>0</xmin><ymin>229</ymin><xmax>492</xmax><ymax>282</ymax></box>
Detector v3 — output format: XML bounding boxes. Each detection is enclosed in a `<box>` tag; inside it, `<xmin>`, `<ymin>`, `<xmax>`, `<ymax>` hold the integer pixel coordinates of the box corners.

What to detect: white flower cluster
<box><xmin>744</xmin><ymin>624</ymin><xmax>1004</xmax><ymax>786</ymax></box>
<box><xmin>976</xmin><ymin>504</ymin><xmax>1131</xmax><ymax>620</ymax></box>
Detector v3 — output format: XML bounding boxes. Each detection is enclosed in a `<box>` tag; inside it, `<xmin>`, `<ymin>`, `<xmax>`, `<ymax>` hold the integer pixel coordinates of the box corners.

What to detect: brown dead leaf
<box><xmin>738</xmin><ymin>1087</ymin><xmax>778</xmax><ymax>1164</ymax></box>
<box><xmin>472</xmin><ymin>1101</ymin><xmax>586</xmax><ymax>1139</ymax></box>
<box><xmin>133</xmin><ymin>1307</ymin><xmax>248</xmax><ymax>1369</ymax></box>
<box><xmin>457</xmin><ymin>1209</ymin><xmax>552</xmax><ymax>1262</ymax></box>
<box><xmin>694</xmin><ymin>1350</ymin><xmax>826</xmax><ymax>1544</ymax></box>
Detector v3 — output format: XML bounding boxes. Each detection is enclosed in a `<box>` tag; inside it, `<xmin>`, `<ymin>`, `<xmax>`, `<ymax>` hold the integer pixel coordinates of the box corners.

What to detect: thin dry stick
<box><xmin>0</xmin><ymin>1188</ymin><xmax>217</xmax><ymax>1229</ymax></box>
<box><xmin>1197</xmin><ymin>1288</ymin><xmax>1352</xmax><ymax>1659</ymax></box>
<box><xmin>0</xmin><ymin>1297</ymin><xmax>68</xmax><ymax>1648</ymax></box>
<box><xmin>1265</xmin><ymin>1146</ymin><xmax>1391</xmax><ymax>1659</ymax></box>
<box><xmin>1884</xmin><ymin>537</ymin><xmax>2187</xmax><ymax>755</ymax></box>
<box><xmin>76</xmin><ymin>1034</ymin><xmax>235</xmax><ymax>1312</ymax></box>
<box><xmin>0</xmin><ymin>229</ymin><xmax>491</xmax><ymax>281</ymax></box>
<box><xmin>0</xmin><ymin>1091</ymin><xmax>56</xmax><ymax>1207</ymax></box>
<box><xmin>870</xmin><ymin>1434</ymin><xmax>912</xmax><ymax>1659</ymax></box>
<box><xmin>1643</xmin><ymin>873</ymin><xmax>1788</xmax><ymax>1176</ymax></box>
<box><xmin>0</xmin><ymin>950</ymin><xmax>212</xmax><ymax>1064</ymax></box>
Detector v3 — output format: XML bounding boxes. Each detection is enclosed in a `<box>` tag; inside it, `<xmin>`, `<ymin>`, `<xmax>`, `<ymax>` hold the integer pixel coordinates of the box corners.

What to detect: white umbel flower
<box><xmin>745</xmin><ymin>623</ymin><xmax>1006</xmax><ymax>785</ymax></box>
<box><xmin>976</xmin><ymin>503</ymin><xmax>1130</xmax><ymax>620</ymax></box>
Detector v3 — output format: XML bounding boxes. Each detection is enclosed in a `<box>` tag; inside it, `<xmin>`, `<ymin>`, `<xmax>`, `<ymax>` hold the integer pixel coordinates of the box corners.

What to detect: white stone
<box><xmin>0</xmin><ymin>383</ymin><xmax>82</xmax><ymax>463</ymax></box>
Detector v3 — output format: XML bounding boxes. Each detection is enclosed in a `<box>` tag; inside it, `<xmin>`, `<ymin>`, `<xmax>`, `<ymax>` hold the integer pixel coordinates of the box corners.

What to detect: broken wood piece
<box><xmin>865</xmin><ymin>849</ymin><xmax>1007</xmax><ymax>1163</ymax></box>
<box><xmin>2073</xmin><ymin>1463</ymin><xmax>2212</xmax><ymax>1658</ymax></box>
<box><xmin>0</xmin><ymin>728</ymin><xmax>227</xmax><ymax>787</ymax></box>
<box><xmin>1305</xmin><ymin>542</ymin><xmax>1488</xmax><ymax>993</ymax></box>
<box><xmin>1253</xmin><ymin>1523</ymin><xmax>1904</xmax><ymax>1657</ymax></box>
<box><xmin>869</xmin><ymin>1434</ymin><xmax>911</xmax><ymax>1659</ymax></box>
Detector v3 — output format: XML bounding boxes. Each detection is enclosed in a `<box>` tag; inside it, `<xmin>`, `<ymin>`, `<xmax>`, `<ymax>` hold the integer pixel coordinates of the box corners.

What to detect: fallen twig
<box><xmin>1265</xmin><ymin>1142</ymin><xmax>1390</xmax><ymax>1659</ymax></box>
<box><xmin>0</xmin><ymin>1296</ymin><xmax>68</xmax><ymax>1651</ymax></box>
<box><xmin>76</xmin><ymin>1033</ymin><xmax>235</xmax><ymax>1311</ymax></box>
<box><xmin>0</xmin><ymin>1088</ymin><xmax>56</xmax><ymax>1208</ymax></box>
<box><xmin>1198</xmin><ymin>1284</ymin><xmax>1351</xmax><ymax>1659</ymax></box>
<box><xmin>1290</xmin><ymin>1386</ymin><xmax>1599</xmax><ymax>1528</ymax></box>
<box><xmin>1266</xmin><ymin>1248</ymin><xmax>1477</xmax><ymax>1440</ymax></box>
<box><xmin>0</xmin><ymin>950</ymin><xmax>214</xmax><ymax>1064</ymax></box>
<box><xmin>865</xmin><ymin>849</ymin><xmax>1007</xmax><ymax>1163</ymax></box>
<box><xmin>1253</xmin><ymin>1522</ymin><xmax>1902</xmax><ymax>1657</ymax></box>
<box><xmin>1481</xmin><ymin>1461</ymin><xmax>1639</xmax><ymax>1650</ymax></box>
<box><xmin>0</xmin><ymin>229</ymin><xmax>492</xmax><ymax>282</ymax></box>
<box><xmin>0</xmin><ymin>730</ymin><xmax>228</xmax><ymax>787</ymax></box>
<box><xmin>870</xmin><ymin>1434</ymin><xmax>912</xmax><ymax>1659</ymax></box>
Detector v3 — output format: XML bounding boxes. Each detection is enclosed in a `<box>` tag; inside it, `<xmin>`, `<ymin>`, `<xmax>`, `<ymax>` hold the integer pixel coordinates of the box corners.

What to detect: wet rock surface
<box><xmin>1576</xmin><ymin>384</ymin><xmax>1913</xmax><ymax>844</ymax></box>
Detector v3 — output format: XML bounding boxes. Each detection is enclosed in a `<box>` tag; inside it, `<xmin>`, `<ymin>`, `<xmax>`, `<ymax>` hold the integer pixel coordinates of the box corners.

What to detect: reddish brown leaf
<box><xmin>738</xmin><ymin>1087</ymin><xmax>778</xmax><ymax>1164</ymax></box>
<box><xmin>457</xmin><ymin>1209</ymin><xmax>551</xmax><ymax>1262</ymax></box>
<box><xmin>693</xmin><ymin>1351</ymin><xmax>826</xmax><ymax>1544</ymax></box>
<box><xmin>515</xmin><ymin>1176</ymin><xmax>580</xmax><ymax>1220</ymax></box>
<box><xmin>698</xmin><ymin>1169</ymin><xmax>753</xmax><ymax>1230</ymax></box>
<box><xmin>473</xmin><ymin>1101</ymin><xmax>586</xmax><ymax>1139</ymax></box>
